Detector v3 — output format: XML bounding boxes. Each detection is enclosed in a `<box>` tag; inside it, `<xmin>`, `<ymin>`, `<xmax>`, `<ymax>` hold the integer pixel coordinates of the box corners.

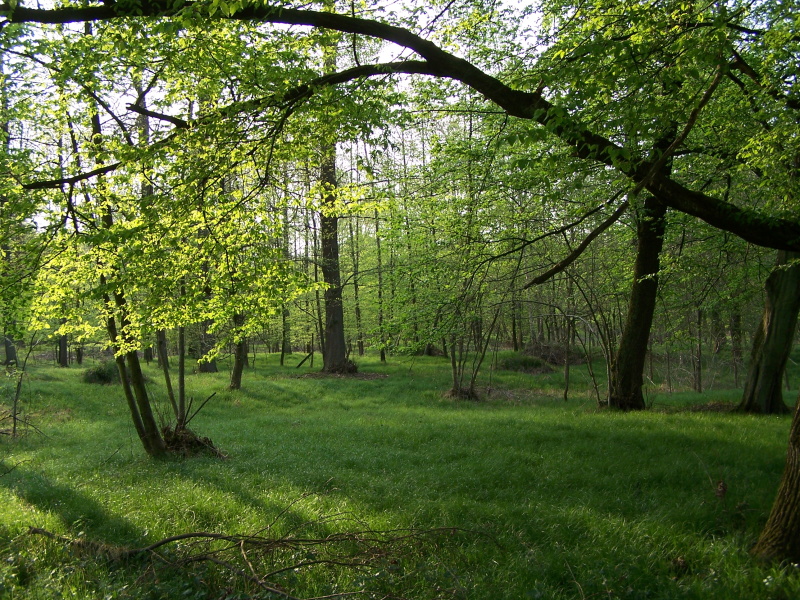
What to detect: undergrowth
<box><xmin>0</xmin><ymin>351</ymin><xmax>797</xmax><ymax>599</ymax></box>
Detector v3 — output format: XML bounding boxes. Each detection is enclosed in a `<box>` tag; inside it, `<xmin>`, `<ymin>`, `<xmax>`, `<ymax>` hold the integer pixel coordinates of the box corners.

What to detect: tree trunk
<box><xmin>103</xmin><ymin>277</ymin><xmax>166</xmax><ymax>457</ymax></box>
<box><xmin>156</xmin><ymin>329</ymin><xmax>178</xmax><ymax>419</ymax></box>
<box><xmin>3</xmin><ymin>334</ymin><xmax>17</xmax><ymax>366</ymax></box>
<box><xmin>710</xmin><ymin>308</ymin><xmax>726</xmax><ymax>354</ymax></box>
<box><xmin>229</xmin><ymin>313</ymin><xmax>247</xmax><ymax>390</ymax></box>
<box><xmin>280</xmin><ymin>203</ymin><xmax>292</xmax><ymax>365</ymax></box>
<box><xmin>311</xmin><ymin>210</ymin><xmax>326</xmax><ymax>357</ymax></box>
<box><xmin>738</xmin><ymin>251</ymin><xmax>800</xmax><ymax>414</ymax></box>
<box><xmin>348</xmin><ymin>217</ymin><xmax>365</xmax><ymax>356</ymax></box>
<box><xmin>196</xmin><ymin>320</ymin><xmax>219</xmax><ymax>373</ymax></box>
<box><xmin>693</xmin><ymin>307</ymin><xmax>703</xmax><ymax>393</ymax></box>
<box><xmin>375</xmin><ymin>208</ymin><xmax>386</xmax><ymax>363</ymax></box>
<box><xmin>319</xmin><ymin>147</ymin><xmax>353</xmax><ymax>373</ymax></box>
<box><xmin>84</xmin><ymin>50</ymin><xmax>164</xmax><ymax>456</ymax></box>
<box><xmin>731</xmin><ymin>310</ymin><xmax>743</xmax><ymax>387</ymax></box>
<box><xmin>177</xmin><ymin>323</ymin><xmax>186</xmax><ymax>428</ymax></box>
<box><xmin>57</xmin><ymin>319</ymin><xmax>69</xmax><ymax>367</ymax></box>
<box><xmin>608</xmin><ymin>196</ymin><xmax>667</xmax><ymax>410</ymax></box>
<box><xmin>750</xmin><ymin>389</ymin><xmax>800</xmax><ymax>562</ymax></box>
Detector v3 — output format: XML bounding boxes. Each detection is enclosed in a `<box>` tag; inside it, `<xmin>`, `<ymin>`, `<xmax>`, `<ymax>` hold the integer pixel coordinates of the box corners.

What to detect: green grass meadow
<box><xmin>1</xmin><ymin>351</ymin><xmax>799</xmax><ymax>599</ymax></box>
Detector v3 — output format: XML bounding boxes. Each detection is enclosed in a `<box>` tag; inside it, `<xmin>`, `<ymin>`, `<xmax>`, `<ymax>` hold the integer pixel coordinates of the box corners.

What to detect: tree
<box><xmin>608</xmin><ymin>196</ymin><xmax>667</xmax><ymax>410</ymax></box>
<box><xmin>750</xmin><ymin>387</ymin><xmax>800</xmax><ymax>562</ymax></box>
<box><xmin>738</xmin><ymin>251</ymin><xmax>800</xmax><ymax>414</ymax></box>
<box><xmin>3</xmin><ymin>0</ymin><xmax>800</xmax><ymax>560</ymax></box>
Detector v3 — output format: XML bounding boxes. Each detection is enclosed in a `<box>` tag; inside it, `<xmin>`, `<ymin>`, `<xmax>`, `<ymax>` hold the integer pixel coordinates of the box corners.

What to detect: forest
<box><xmin>1</xmin><ymin>0</ymin><xmax>799</xmax><ymax>598</ymax></box>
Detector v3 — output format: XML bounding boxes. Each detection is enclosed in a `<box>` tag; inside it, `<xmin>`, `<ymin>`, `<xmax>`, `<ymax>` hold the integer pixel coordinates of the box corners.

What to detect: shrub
<box><xmin>82</xmin><ymin>361</ymin><xmax>120</xmax><ymax>385</ymax></box>
<box><xmin>497</xmin><ymin>353</ymin><xmax>552</xmax><ymax>373</ymax></box>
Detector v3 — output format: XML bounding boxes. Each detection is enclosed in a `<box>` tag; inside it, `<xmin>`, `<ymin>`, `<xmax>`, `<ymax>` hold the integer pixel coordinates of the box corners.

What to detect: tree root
<box><xmin>161</xmin><ymin>425</ymin><xmax>226</xmax><ymax>458</ymax></box>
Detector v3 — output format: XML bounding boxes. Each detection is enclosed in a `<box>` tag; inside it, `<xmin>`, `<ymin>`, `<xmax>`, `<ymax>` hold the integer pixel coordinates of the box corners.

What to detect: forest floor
<box><xmin>0</xmin><ymin>350</ymin><xmax>798</xmax><ymax>599</ymax></box>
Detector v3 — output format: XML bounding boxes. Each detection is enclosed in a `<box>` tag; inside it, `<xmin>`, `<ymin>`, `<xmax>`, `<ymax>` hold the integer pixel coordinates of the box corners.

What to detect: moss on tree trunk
<box><xmin>739</xmin><ymin>251</ymin><xmax>800</xmax><ymax>414</ymax></box>
<box><xmin>608</xmin><ymin>197</ymin><xmax>667</xmax><ymax>411</ymax></box>
<box><xmin>751</xmin><ymin>391</ymin><xmax>800</xmax><ymax>562</ymax></box>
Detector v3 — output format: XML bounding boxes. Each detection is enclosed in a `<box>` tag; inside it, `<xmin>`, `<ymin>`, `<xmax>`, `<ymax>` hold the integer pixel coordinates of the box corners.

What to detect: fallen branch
<box><xmin>27</xmin><ymin>524</ymin><xmax>472</xmax><ymax>599</ymax></box>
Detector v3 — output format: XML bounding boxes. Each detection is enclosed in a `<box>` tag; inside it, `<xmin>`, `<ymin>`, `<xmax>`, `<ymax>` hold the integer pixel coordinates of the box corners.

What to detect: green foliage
<box><xmin>496</xmin><ymin>351</ymin><xmax>550</xmax><ymax>373</ymax></box>
<box><xmin>0</xmin><ymin>356</ymin><xmax>798</xmax><ymax>598</ymax></box>
<box><xmin>81</xmin><ymin>360</ymin><xmax>119</xmax><ymax>385</ymax></box>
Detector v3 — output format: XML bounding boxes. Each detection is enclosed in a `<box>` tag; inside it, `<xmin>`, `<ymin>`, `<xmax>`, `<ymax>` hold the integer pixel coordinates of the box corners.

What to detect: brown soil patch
<box><xmin>685</xmin><ymin>401</ymin><xmax>737</xmax><ymax>413</ymax></box>
<box><xmin>296</xmin><ymin>372</ymin><xmax>388</xmax><ymax>380</ymax></box>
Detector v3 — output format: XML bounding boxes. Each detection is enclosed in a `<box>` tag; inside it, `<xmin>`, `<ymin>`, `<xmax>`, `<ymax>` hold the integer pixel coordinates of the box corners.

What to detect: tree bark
<box><xmin>738</xmin><ymin>251</ymin><xmax>800</xmax><ymax>414</ymax></box>
<box><xmin>156</xmin><ymin>329</ymin><xmax>178</xmax><ymax>419</ymax></box>
<box><xmin>57</xmin><ymin>319</ymin><xmax>69</xmax><ymax>367</ymax></box>
<box><xmin>375</xmin><ymin>208</ymin><xmax>386</xmax><ymax>363</ymax></box>
<box><xmin>751</xmin><ymin>389</ymin><xmax>800</xmax><ymax>562</ymax></box>
<box><xmin>319</xmin><ymin>151</ymin><xmax>353</xmax><ymax>373</ymax></box>
<box><xmin>348</xmin><ymin>217</ymin><xmax>365</xmax><ymax>356</ymax></box>
<box><xmin>608</xmin><ymin>196</ymin><xmax>667</xmax><ymax>410</ymax></box>
<box><xmin>731</xmin><ymin>310</ymin><xmax>744</xmax><ymax>387</ymax></box>
<box><xmin>3</xmin><ymin>334</ymin><xmax>18</xmax><ymax>366</ymax></box>
<box><xmin>229</xmin><ymin>313</ymin><xmax>247</xmax><ymax>390</ymax></box>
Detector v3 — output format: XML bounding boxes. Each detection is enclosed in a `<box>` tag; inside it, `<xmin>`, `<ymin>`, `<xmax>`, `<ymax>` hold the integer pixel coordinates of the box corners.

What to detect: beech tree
<box><xmin>1</xmin><ymin>0</ymin><xmax>799</xmax><ymax>560</ymax></box>
<box><xmin>739</xmin><ymin>251</ymin><xmax>800</xmax><ymax>414</ymax></box>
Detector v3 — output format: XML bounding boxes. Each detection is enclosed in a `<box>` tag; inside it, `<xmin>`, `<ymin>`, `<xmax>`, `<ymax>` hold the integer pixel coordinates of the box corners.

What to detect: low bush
<box><xmin>81</xmin><ymin>361</ymin><xmax>120</xmax><ymax>385</ymax></box>
<box><xmin>497</xmin><ymin>353</ymin><xmax>552</xmax><ymax>373</ymax></box>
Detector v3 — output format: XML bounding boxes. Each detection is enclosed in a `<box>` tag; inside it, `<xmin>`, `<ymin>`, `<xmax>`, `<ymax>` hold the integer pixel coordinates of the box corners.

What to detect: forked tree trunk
<box><xmin>751</xmin><ymin>389</ymin><xmax>800</xmax><ymax>562</ymax></box>
<box><xmin>738</xmin><ymin>251</ymin><xmax>800</xmax><ymax>414</ymax></box>
<box><xmin>608</xmin><ymin>196</ymin><xmax>667</xmax><ymax>410</ymax></box>
<box><xmin>103</xmin><ymin>280</ymin><xmax>166</xmax><ymax>457</ymax></box>
<box><xmin>86</xmin><ymin>74</ymin><xmax>165</xmax><ymax>456</ymax></box>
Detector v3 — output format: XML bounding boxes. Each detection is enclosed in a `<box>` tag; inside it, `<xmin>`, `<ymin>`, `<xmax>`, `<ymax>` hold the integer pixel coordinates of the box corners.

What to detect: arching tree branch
<box><xmin>5</xmin><ymin>1</ymin><xmax>800</xmax><ymax>250</ymax></box>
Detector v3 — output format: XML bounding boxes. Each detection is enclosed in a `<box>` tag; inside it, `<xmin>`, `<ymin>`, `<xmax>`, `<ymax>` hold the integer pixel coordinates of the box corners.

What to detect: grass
<box><xmin>1</xmin><ymin>350</ymin><xmax>799</xmax><ymax>599</ymax></box>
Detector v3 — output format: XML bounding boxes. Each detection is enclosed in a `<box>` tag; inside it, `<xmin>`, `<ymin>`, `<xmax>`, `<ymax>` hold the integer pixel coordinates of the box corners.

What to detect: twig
<box><xmin>183</xmin><ymin>392</ymin><xmax>216</xmax><ymax>428</ymax></box>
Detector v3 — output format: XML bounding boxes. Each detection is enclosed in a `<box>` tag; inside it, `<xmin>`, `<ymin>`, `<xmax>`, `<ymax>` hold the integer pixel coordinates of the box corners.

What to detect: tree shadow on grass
<box><xmin>0</xmin><ymin>463</ymin><xmax>142</xmax><ymax>544</ymax></box>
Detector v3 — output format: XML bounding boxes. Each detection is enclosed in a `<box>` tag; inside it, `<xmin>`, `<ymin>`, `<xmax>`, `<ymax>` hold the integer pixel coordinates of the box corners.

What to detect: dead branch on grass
<box><xmin>28</xmin><ymin>524</ymin><xmax>469</xmax><ymax>599</ymax></box>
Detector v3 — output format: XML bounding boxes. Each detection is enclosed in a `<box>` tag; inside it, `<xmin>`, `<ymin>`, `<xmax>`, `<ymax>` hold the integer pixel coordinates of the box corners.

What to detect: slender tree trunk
<box><xmin>751</xmin><ymin>389</ymin><xmax>800</xmax><ymax>562</ymax></box>
<box><xmin>178</xmin><ymin>323</ymin><xmax>186</xmax><ymax>428</ymax></box>
<box><xmin>738</xmin><ymin>251</ymin><xmax>800</xmax><ymax>414</ymax></box>
<box><xmin>156</xmin><ymin>329</ymin><xmax>178</xmax><ymax>420</ymax></box>
<box><xmin>711</xmin><ymin>308</ymin><xmax>726</xmax><ymax>354</ymax></box>
<box><xmin>608</xmin><ymin>196</ymin><xmax>667</xmax><ymax>410</ymax></box>
<box><xmin>375</xmin><ymin>209</ymin><xmax>386</xmax><ymax>363</ymax></box>
<box><xmin>694</xmin><ymin>307</ymin><xmax>703</xmax><ymax>393</ymax></box>
<box><xmin>0</xmin><ymin>58</ymin><xmax>18</xmax><ymax>369</ymax></box>
<box><xmin>731</xmin><ymin>310</ymin><xmax>743</xmax><ymax>387</ymax></box>
<box><xmin>196</xmin><ymin>319</ymin><xmax>219</xmax><ymax>373</ymax></box>
<box><xmin>87</xmin><ymin>69</ymin><xmax>164</xmax><ymax>454</ymax></box>
<box><xmin>348</xmin><ymin>217</ymin><xmax>365</xmax><ymax>355</ymax></box>
<box><xmin>280</xmin><ymin>203</ymin><xmax>292</xmax><ymax>365</ymax></box>
<box><xmin>103</xmin><ymin>277</ymin><xmax>166</xmax><ymax>457</ymax></box>
<box><xmin>311</xmin><ymin>210</ymin><xmax>326</xmax><ymax>356</ymax></box>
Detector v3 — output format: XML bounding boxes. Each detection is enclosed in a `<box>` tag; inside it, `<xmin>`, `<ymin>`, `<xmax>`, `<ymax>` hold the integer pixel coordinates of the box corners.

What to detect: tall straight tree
<box><xmin>318</xmin><ymin>23</ymin><xmax>353</xmax><ymax>373</ymax></box>
<box><xmin>608</xmin><ymin>197</ymin><xmax>668</xmax><ymax>410</ymax></box>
